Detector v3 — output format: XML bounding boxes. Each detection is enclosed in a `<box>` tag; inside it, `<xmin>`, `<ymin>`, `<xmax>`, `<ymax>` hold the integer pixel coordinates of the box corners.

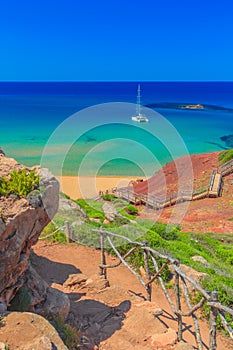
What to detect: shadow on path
<box><xmin>31</xmin><ymin>251</ymin><xmax>81</xmax><ymax>284</ymax></box>
<box><xmin>31</xmin><ymin>251</ymin><xmax>132</xmax><ymax>349</ymax></box>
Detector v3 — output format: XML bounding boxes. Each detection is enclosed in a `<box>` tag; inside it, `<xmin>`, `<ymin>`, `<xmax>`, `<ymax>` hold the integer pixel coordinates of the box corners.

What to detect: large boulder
<box><xmin>36</xmin><ymin>287</ymin><xmax>70</xmax><ymax>319</ymax></box>
<box><xmin>0</xmin><ymin>312</ymin><xmax>69</xmax><ymax>350</ymax></box>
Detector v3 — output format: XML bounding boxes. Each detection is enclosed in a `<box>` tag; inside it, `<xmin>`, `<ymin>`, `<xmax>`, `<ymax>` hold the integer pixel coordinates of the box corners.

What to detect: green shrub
<box><xmin>102</xmin><ymin>193</ymin><xmax>115</xmax><ymax>201</ymax></box>
<box><xmin>40</xmin><ymin>222</ymin><xmax>67</xmax><ymax>243</ymax></box>
<box><xmin>150</xmin><ymin>222</ymin><xmax>179</xmax><ymax>241</ymax></box>
<box><xmin>76</xmin><ymin>199</ymin><xmax>105</xmax><ymax>222</ymax></box>
<box><xmin>111</xmin><ymin>216</ymin><xmax>130</xmax><ymax>226</ymax></box>
<box><xmin>125</xmin><ymin>204</ymin><xmax>138</xmax><ymax>215</ymax></box>
<box><xmin>48</xmin><ymin>315</ymin><xmax>80</xmax><ymax>350</ymax></box>
<box><xmin>218</xmin><ymin>149</ymin><xmax>233</xmax><ymax>164</ymax></box>
<box><xmin>0</xmin><ymin>169</ymin><xmax>39</xmax><ymax>197</ymax></box>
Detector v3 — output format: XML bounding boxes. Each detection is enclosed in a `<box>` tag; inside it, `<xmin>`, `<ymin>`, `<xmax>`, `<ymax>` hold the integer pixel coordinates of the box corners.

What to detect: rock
<box><xmin>23</xmin><ymin>336</ymin><xmax>53</xmax><ymax>350</ymax></box>
<box><xmin>0</xmin><ymin>148</ymin><xmax>5</xmax><ymax>156</ymax></box>
<box><xmin>0</xmin><ymin>219</ymin><xmax>6</xmax><ymax>235</ymax></box>
<box><xmin>23</xmin><ymin>266</ymin><xmax>49</xmax><ymax>311</ymax></box>
<box><xmin>64</xmin><ymin>273</ymin><xmax>109</xmax><ymax>294</ymax></box>
<box><xmin>39</xmin><ymin>168</ymin><xmax>60</xmax><ymax>220</ymax></box>
<box><xmin>151</xmin><ymin>327</ymin><xmax>177</xmax><ymax>347</ymax></box>
<box><xmin>64</xmin><ymin>273</ymin><xmax>88</xmax><ymax>287</ymax></box>
<box><xmin>85</xmin><ymin>274</ymin><xmax>110</xmax><ymax>292</ymax></box>
<box><xmin>0</xmin><ymin>155</ymin><xmax>59</xmax><ymax>310</ymax></box>
<box><xmin>90</xmin><ymin>218</ymin><xmax>101</xmax><ymax>223</ymax></box>
<box><xmin>37</xmin><ymin>287</ymin><xmax>70</xmax><ymax>319</ymax></box>
<box><xmin>191</xmin><ymin>255</ymin><xmax>210</xmax><ymax>268</ymax></box>
<box><xmin>0</xmin><ymin>342</ymin><xmax>6</xmax><ymax>350</ymax></box>
<box><xmin>178</xmin><ymin>264</ymin><xmax>207</xmax><ymax>292</ymax></box>
<box><xmin>0</xmin><ymin>312</ymin><xmax>68</xmax><ymax>350</ymax></box>
<box><xmin>174</xmin><ymin>341</ymin><xmax>195</xmax><ymax>350</ymax></box>
<box><xmin>59</xmin><ymin>197</ymin><xmax>80</xmax><ymax>211</ymax></box>
<box><xmin>59</xmin><ymin>197</ymin><xmax>88</xmax><ymax>219</ymax></box>
<box><xmin>26</xmin><ymin>190</ymin><xmax>42</xmax><ymax>208</ymax></box>
<box><xmin>103</xmin><ymin>202</ymin><xmax>118</xmax><ymax>222</ymax></box>
<box><xmin>0</xmin><ymin>303</ymin><xmax>7</xmax><ymax>313</ymax></box>
<box><xmin>100</xmin><ymin>301</ymin><xmax>174</xmax><ymax>350</ymax></box>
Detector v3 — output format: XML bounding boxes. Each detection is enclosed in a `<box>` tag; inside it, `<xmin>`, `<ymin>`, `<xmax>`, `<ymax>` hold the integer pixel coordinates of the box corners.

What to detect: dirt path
<box><xmin>32</xmin><ymin>241</ymin><xmax>233</xmax><ymax>350</ymax></box>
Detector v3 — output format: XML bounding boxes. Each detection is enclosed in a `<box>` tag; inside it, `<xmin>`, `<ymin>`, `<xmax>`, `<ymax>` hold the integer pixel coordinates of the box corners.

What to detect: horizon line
<box><xmin>0</xmin><ymin>80</ymin><xmax>233</xmax><ymax>83</ymax></box>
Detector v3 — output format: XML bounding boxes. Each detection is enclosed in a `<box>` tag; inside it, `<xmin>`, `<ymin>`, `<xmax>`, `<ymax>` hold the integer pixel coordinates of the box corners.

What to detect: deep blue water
<box><xmin>0</xmin><ymin>82</ymin><xmax>233</xmax><ymax>176</ymax></box>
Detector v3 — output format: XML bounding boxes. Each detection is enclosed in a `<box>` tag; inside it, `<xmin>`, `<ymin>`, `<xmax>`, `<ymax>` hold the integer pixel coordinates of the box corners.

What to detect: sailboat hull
<box><xmin>132</xmin><ymin>115</ymin><xmax>149</xmax><ymax>122</ymax></box>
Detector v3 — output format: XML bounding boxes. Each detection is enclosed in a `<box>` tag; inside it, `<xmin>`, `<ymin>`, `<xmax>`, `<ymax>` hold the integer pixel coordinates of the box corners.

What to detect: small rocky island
<box><xmin>180</xmin><ymin>103</ymin><xmax>204</xmax><ymax>109</ymax></box>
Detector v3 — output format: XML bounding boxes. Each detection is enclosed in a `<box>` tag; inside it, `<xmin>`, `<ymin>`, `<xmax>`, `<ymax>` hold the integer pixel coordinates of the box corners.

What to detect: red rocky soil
<box><xmin>134</xmin><ymin>152</ymin><xmax>233</xmax><ymax>233</ymax></box>
<box><xmin>32</xmin><ymin>241</ymin><xmax>233</xmax><ymax>350</ymax></box>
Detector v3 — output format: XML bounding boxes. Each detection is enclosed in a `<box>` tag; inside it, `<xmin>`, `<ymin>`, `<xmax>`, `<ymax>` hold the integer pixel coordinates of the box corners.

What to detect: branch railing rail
<box><xmin>93</xmin><ymin>228</ymin><xmax>233</xmax><ymax>350</ymax></box>
<box><xmin>218</xmin><ymin>158</ymin><xmax>233</xmax><ymax>176</ymax></box>
<box><xmin>114</xmin><ymin>184</ymin><xmax>209</xmax><ymax>209</ymax></box>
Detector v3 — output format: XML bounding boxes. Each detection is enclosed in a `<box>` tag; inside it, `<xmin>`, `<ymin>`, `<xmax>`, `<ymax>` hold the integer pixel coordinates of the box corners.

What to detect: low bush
<box><xmin>125</xmin><ymin>204</ymin><xmax>138</xmax><ymax>215</ymax></box>
<box><xmin>102</xmin><ymin>193</ymin><xmax>115</xmax><ymax>201</ymax></box>
<box><xmin>47</xmin><ymin>315</ymin><xmax>80</xmax><ymax>350</ymax></box>
<box><xmin>40</xmin><ymin>222</ymin><xmax>67</xmax><ymax>243</ymax></box>
<box><xmin>150</xmin><ymin>222</ymin><xmax>179</xmax><ymax>241</ymax></box>
<box><xmin>218</xmin><ymin>149</ymin><xmax>233</xmax><ymax>164</ymax></box>
<box><xmin>0</xmin><ymin>169</ymin><xmax>39</xmax><ymax>197</ymax></box>
<box><xmin>76</xmin><ymin>199</ymin><xmax>105</xmax><ymax>222</ymax></box>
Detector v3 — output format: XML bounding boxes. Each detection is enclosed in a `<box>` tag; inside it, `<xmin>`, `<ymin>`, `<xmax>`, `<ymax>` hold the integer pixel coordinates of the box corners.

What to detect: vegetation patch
<box><xmin>218</xmin><ymin>149</ymin><xmax>233</xmax><ymax>164</ymax></box>
<box><xmin>0</xmin><ymin>169</ymin><xmax>39</xmax><ymax>198</ymax></box>
<box><xmin>102</xmin><ymin>193</ymin><xmax>115</xmax><ymax>201</ymax></box>
<box><xmin>76</xmin><ymin>199</ymin><xmax>105</xmax><ymax>222</ymax></box>
<box><xmin>125</xmin><ymin>204</ymin><xmax>138</xmax><ymax>216</ymax></box>
<box><xmin>47</xmin><ymin>315</ymin><xmax>80</xmax><ymax>350</ymax></box>
<box><xmin>40</xmin><ymin>221</ymin><xmax>67</xmax><ymax>244</ymax></box>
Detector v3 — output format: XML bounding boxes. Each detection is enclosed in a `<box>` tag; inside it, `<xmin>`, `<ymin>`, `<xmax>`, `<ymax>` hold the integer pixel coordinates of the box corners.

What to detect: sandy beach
<box><xmin>57</xmin><ymin>175</ymin><xmax>144</xmax><ymax>199</ymax></box>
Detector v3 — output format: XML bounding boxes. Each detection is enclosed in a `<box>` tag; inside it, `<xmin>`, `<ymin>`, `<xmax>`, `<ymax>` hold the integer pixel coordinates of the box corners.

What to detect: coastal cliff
<box><xmin>0</xmin><ymin>152</ymin><xmax>69</xmax><ymax>316</ymax></box>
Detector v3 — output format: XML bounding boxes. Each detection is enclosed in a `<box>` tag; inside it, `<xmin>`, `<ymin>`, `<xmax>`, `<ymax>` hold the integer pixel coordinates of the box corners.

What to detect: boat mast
<box><xmin>137</xmin><ymin>84</ymin><xmax>141</xmax><ymax>116</ymax></box>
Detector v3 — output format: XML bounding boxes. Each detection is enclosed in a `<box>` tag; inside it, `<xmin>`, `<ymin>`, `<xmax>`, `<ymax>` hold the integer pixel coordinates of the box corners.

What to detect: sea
<box><xmin>0</xmin><ymin>82</ymin><xmax>233</xmax><ymax>177</ymax></box>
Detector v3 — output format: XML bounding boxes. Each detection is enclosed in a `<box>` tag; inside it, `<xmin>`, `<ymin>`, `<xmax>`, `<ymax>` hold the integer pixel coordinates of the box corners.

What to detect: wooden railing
<box><xmin>112</xmin><ymin>161</ymin><xmax>233</xmax><ymax>208</ymax></box>
<box><xmin>113</xmin><ymin>185</ymin><xmax>209</xmax><ymax>209</ymax></box>
<box><xmin>218</xmin><ymin>158</ymin><xmax>233</xmax><ymax>176</ymax></box>
<box><xmin>94</xmin><ymin>228</ymin><xmax>233</xmax><ymax>350</ymax></box>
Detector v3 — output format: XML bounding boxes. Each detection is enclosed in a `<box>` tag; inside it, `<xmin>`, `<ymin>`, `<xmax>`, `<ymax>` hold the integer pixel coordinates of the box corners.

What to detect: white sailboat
<box><xmin>131</xmin><ymin>84</ymin><xmax>149</xmax><ymax>122</ymax></box>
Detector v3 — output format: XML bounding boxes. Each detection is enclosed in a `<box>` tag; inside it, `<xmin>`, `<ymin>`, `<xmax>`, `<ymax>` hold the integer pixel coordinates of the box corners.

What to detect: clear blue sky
<box><xmin>1</xmin><ymin>0</ymin><xmax>233</xmax><ymax>81</ymax></box>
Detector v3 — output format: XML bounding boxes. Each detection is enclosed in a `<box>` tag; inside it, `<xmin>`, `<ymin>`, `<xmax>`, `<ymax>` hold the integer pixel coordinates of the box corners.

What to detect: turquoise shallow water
<box><xmin>0</xmin><ymin>82</ymin><xmax>233</xmax><ymax>176</ymax></box>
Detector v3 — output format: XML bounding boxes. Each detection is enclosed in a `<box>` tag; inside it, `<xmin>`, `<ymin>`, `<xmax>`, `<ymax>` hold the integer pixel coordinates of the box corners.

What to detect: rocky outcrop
<box><xmin>0</xmin><ymin>153</ymin><xmax>68</xmax><ymax>316</ymax></box>
<box><xmin>102</xmin><ymin>201</ymin><xmax>127</xmax><ymax>222</ymax></box>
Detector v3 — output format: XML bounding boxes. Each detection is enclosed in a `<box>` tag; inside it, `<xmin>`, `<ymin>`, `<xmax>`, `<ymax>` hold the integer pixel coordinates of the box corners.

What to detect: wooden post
<box><xmin>174</xmin><ymin>260</ymin><xmax>182</xmax><ymax>342</ymax></box>
<box><xmin>181</xmin><ymin>276</ymin><xmax>203</xmax><ymax>350</ymax></box>
<box><xmin>64</xmin><ymin>221</ymin><xmax>71</xmax><ymax>243</ymax></box>
<box><xmin>99</xmin><ymin>229</ymin><xmax>107</xmax><ymax>279</ymax></box>
<box><xmin>209</xmin><ymin>291</ymin><xmax>218</xmax><ymax>350</ymax></box>
<box><xmin>143</xmin><ymin>240</ymin><xmax>152</xmax><ymax>301</ymax></box>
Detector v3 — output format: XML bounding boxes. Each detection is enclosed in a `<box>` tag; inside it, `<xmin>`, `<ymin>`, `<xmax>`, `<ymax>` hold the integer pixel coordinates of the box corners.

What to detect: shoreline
<box><xmin>57</xmin><ymin>175</ymin><xmax>145</xmax><ymax>199</ymax></box>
